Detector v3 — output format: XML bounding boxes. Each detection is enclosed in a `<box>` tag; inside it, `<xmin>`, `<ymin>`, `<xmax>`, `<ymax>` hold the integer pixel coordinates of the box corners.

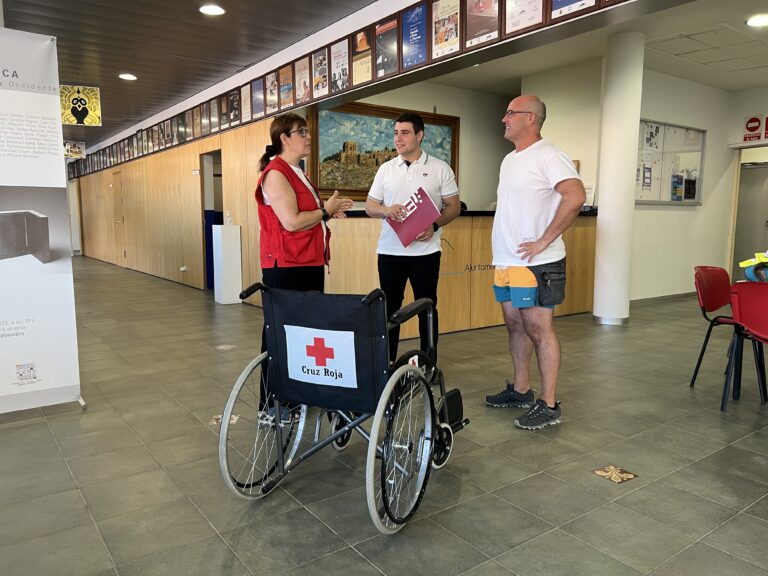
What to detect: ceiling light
<box><xmin>119</xmin><ymin>73</ymin><xmax>138</xmax><ymax>81</ymax></box>
<box><xmin>199</xmin><ymin>4</ymin><xmax>225</xmax><ymax>16</ymax></box>
<box><xmin>746</xmin><ymin>14</ymin><xmax>768</xmax><ymax>27</ymax></box>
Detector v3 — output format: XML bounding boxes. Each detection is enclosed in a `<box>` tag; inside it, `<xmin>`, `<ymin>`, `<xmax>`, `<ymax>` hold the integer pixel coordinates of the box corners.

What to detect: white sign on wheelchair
<box><xmin>284</xmin><ymin>325</ymin><xmax>358</xmax><ymax>389</ymax></box>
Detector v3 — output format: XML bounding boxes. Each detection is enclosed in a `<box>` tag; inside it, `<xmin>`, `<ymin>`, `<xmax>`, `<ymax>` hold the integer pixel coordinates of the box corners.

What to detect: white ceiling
<box><xmin>433</xmin><ymin>0</ymin><xmax>768</xmax><ymax>95</ymax></box>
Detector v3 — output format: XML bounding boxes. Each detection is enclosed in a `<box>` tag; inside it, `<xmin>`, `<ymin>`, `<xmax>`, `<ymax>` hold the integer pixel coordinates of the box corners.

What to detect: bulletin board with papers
<box><xmin>636</xmin><ymin>120</ymin><xmax>705</xmax><ymax>205</ymax></box>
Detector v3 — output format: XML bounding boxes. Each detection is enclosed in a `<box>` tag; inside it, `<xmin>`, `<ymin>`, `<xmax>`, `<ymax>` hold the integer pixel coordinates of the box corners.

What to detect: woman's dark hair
<box><xmin>258</xmin><ymin>113</ymin><xmax>308</xmax><ymax>172</ymax></box>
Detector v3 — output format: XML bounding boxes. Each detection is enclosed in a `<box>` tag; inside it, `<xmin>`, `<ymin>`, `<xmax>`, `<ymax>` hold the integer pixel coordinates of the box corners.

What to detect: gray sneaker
<box><xmin>485</xmin><ymin>381</ymin><xmax>534</xmax><ymax>408</ymax></box>
<box><xmin>515</xmin><ymin>399</ymin><xmax>561</xmax><ymax>430</ymax></box>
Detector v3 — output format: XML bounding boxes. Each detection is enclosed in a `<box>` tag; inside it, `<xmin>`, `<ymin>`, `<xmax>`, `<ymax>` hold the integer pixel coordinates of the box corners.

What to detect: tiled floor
<box><xmin>2</xmin><ymin>256</ymin><xmax>768</xmax><ymax>575</ymax></box>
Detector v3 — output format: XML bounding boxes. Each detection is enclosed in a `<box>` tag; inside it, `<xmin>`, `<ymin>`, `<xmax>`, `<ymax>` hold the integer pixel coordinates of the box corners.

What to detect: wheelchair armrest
<box><xmin>239</xmin><ymin>283</ymin><xmax>267</xmax><ymax>300</ymax></box>
<box><xmin>389</xmin><ymin>298</ymin><xmax>433</xmax><ymax>326</ymax></box>
<box><xmin>362</xmin><ymin>288</ymin><xmax>385</xmax><ymax>306</ymax></box>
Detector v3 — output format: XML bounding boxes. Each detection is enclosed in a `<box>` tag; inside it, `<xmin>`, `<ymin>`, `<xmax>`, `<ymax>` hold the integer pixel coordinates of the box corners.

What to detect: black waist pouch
<box><xmin>529</xmin><ymin>258</ymin><xmax>566</xmax><ymax>306</ymax></box>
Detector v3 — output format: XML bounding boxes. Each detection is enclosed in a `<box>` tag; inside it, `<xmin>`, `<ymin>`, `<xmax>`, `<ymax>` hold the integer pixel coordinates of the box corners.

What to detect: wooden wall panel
<box><xmin>470</xmin><ymin>216</ymin><xmax>502</xmax><ymax>329</ymax></box>
<box><xmin>555</xmin><ymin>217</ymin><xmax>596</xmax><ymax>316</ymax></box>
<box><xmin>178</xmin><ymin>142</ymin><xmax>205</xmax><ymax>289</ymax></box>
<box><xmin>80</xmin><ymin>171</ymin><xmax>117</xmax><ymax>265</ymax></box>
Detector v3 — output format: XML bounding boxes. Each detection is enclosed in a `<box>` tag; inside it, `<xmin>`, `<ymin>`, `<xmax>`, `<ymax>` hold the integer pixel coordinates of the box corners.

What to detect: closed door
<box><xmin>112</xmin><ymin>171</ymin><xmax>127</xmax><ymax>267</ymax></box>
<box><xmin>733</xmin><ymin>164</ymin><xmax>768</xmax><ymax>280</ymax></box>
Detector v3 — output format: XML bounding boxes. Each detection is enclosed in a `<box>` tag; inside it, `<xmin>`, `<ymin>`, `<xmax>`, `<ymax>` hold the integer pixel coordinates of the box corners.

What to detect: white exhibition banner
<box><xmin>284</xmin><ymin>325</ymin><xmax>358</xmax><ymax>389</ymax></box>
<box><xmin>0</xmin><ymin>28</ymin><xmax>80</xmax><ymax>414</ymax></box>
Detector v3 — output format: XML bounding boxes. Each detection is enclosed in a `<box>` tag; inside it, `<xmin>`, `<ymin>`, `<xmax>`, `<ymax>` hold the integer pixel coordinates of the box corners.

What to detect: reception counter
<box><xmin>325</xmin><ymin>211</ymin><xmax>596</xmax><ymax>339</ymax></box>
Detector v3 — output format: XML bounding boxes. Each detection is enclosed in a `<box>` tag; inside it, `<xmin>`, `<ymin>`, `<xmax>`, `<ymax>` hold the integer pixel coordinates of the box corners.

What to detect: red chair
<box><xmin>690</xmin><ymin>266</ymin><xmax>736</xmax><ymax>388</ymax></box>
<box><xmin>727</xmin><ymin>282</ymin><xmax>768</xmax><ymax>410</ymax></box>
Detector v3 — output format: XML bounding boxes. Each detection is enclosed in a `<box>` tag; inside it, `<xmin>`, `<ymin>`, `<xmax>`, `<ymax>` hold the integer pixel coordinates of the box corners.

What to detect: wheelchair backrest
<box><xmin>262</xmin><ymin>287</ymin><xmax>389</xmax><ymax>413</ymax></box>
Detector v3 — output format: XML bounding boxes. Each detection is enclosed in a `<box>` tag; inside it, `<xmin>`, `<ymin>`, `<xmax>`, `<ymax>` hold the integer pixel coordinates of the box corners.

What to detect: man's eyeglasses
<box><xmin>505</xmin><ymin>110</ymin><xmax>534</xmax><ymax>117</ymax></box>
<box><xmin>289</xmin><ymin>127</ymin><xmax>310</xmax><ymax>138</ymax></box>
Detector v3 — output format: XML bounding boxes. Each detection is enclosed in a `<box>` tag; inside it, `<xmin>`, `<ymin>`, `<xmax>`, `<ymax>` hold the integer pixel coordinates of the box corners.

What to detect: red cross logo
<box><xmin>306</xmin><ymin>337</ymin><xmax>334</xmax><ymax>367</ymax></box>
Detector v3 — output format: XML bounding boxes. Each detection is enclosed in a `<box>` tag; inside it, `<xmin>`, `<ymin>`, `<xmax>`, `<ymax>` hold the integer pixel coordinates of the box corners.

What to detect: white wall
<box><xmin>361</xmin><ymin>82</ymin><xmax>510</xmax><ymax>209</ymax></box>
<box><xmin>731</xmin><ymin>86</ymin><xmax>768</xmax><ymax>146</ymax></box>
<box><xmin>632</xmin><ymin>70</ymin><xmax>737</xmax><ymax>300</ymax></box>
<box><xmin>520</xmin><ymin>58</ymin><xmax>603</xmax><ymax>195</ymax></box>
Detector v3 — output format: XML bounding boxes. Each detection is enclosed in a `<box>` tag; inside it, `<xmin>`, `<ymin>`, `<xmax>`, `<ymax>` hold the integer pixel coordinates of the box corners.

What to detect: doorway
<box><xmin>111</xmin><ymin>171</ymin><xmax>127</xmax><ymax>267</ymax></box>
<box><xmin>201</xmin><ymin>151</ymin><xmax>223</xmax><ymax>289</ymax></box>
<box><xmin>733</xmin><ymin>161</ymin><xmax>768</xmax><ymax>280</ymax></box>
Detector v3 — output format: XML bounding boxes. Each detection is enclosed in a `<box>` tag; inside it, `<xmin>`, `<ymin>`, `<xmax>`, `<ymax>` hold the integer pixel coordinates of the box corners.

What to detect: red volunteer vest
<box><xmin>255</xmin><ymin>156</ymin><xmax>330</xmax><ymax>268</ymax></box>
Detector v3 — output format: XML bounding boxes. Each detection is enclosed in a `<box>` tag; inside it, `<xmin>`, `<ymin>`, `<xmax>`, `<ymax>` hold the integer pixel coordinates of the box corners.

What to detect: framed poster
<box><xmin>192</xmin><ymin>107</ymin><xmax>202</xmax><ymax>139</ymax></box>
<box><xmin>279</xmin><ymin>64</ymin><xmax>295</xmax><ymax>109</ymax></box>
<box><xmin>432</xmin><ymin>0</ymin><xmax>460</xmax><ymax>60</ymax></box>
<box><xmin>158</xmin><ymin>124</ymin><xmax>166</xmax><ymax>150</ymax></box>
<box><xmin>175</xmin><ymin>113</ymin><xmax>185</xmax><ymax>144</ymax></box>
<box><xmin>312</xmin><ymin>48</ymin><xmax>329</xmax><ymax>99</ymax></box>
<box><xmin>375</xmin><ymin>18</ymin><xmax>399</xmax><ymax>78</ymax></box>
<box><xmin>465</xmin><ymin>0</ymin><xmax>499</xmax><ymax>48</ymax></box>
<box><xmin>294</xmin><ymin>56</ymin><xmax>311</xmax><ymax>105</ymax></box>
<box><xmin>184</xmin><ymin>111</ymin><xmax>194</xmax><ymax>141</ymax></box>
<box><xmin>330</xmin><ymin>40</ymin><xmax>350</xmax><ymax>94</ymax></box>
<box><xmin>504</xmin><ymin>0</ymin><xmax>544</xmax><ymax>36</ymax></box>
<box><xmin>352</xmin><ymin>28</ymin><xmax>373</xmax><ymax>86</ymax></box>
<box><xmin>550</xmin><ymin>0</ymin><xmax>596</xmax><ymax>21</ymax></box>
<box><xmin>164</xmin><ymin>119</ymin><xmax>173</xmax><ymax>147</ymax></box>
<box><xmin>265</xmin><ymin>71</ymin><xmax>279</xmax><ymax>114</ymax></box>
<box><xmin>311</xmin><ymin>102</ymin><xmax>459</xmax><ymax>201</ymax></box>
<box><xmin>152</xmin><ymin>125</ymin><xmax>160</xmax><ymax>151</ymax></box>
<box><xmin>201</xmin><ymin>101</ymin><xmax>211</xmax><ymax>136</ymax></box>
<box><xmin>219</xmin><ymin>94</ymin><xmax>230</xmax><ymax>129</ymax></box>
<box><xmin>402</xmin><ymin>3</ymin><xmax>428</xmax><ymax>70</ymax></box>
<box><xmin>129</xmin><ymin>135</ymin><xmax>136</xmax><ymax>158</ymax></box>
<box><xmin>228</xmin><ymin>89</ymin><xmax>241</xmax><ymax>126</ymax></box>
<box><xmin>240</xmin><ymin>84</ymin><xmax>251</xmax><ymax>122</ymax></box>
<box><xmin>251</xmin><ymin>78</ymin><xmax>265</xmax><ymax>119</ymax></box>
<box><xmin>210</xmin><ymin>97</ymin><xmax>220</xmax><ymax>132</ymax></box>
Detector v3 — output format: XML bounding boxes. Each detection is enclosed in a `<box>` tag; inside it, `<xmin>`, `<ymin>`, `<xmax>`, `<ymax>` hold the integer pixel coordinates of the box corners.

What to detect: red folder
<box><xmin>386</xmin><ymin>187</ymin><xmax>441</xmax><ymax>247</ymax></box>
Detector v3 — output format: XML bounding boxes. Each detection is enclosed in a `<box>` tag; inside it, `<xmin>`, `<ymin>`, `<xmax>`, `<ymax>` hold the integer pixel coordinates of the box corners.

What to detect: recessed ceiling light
<box><xmin>119</xmin><ymin>73</ymin><xmax>138</xmax><ymax>81</ymax></box>
<box><xmin>199</xmin><ymin>4</ymin><xmax>225</xmax><ymax>16</ymax></box>
<box><xmin>746</xmin><ymin>13</ymin><xmax>768</xmax><ymax>27</ymax></box>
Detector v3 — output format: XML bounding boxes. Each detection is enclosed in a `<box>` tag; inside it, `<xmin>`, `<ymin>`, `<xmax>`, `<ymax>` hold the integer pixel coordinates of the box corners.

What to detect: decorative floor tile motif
<box><xmin>593</xmin><ymin>465</ymin><xmax>638</xmax><ymax>484</ymax></box>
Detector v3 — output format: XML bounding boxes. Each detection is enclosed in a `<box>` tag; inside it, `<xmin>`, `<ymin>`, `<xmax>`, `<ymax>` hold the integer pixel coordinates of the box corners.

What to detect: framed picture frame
<box><xmin>184</xmin><ymin>111</ymin><xmax>194</xmax><ymax>141</ymax></box>
<box><xmin>431</xmin><ymin>0</ymin><xmax>461</xmax><ymax>61</ymax></box>
<box><xmin>192</xmin><ymin>108</ymin><xmax>202</xmax><ymax>139</ymax></box>
<box><xmin>503</xmin><ymin>0</ymin><xmax>545</xmax><ymax>37</ymax></box>
<box><xmin>549</xmin><ymin>0</ymin><xmax>598</xmax><ymax>23</ymax></box>
<box><xmin>308</xmin><ymin>102</ymin><xmax>459</xmax><ymax>201</ymax></box>
<box><xmin>265</xmin><ymin>71</ymin><xmax>279</xmax><ymax>115</ymax></box>
<box><xmin>240</xmin><ymin>83</ymin><xmax>251</xmax><ymax>123</ymax></box>
<box><xmin>228</xmin><ymin>88</ymin><xmax>241</xmax><ymax>126</ymax></box>
<box><xmin>330</xmin><ymin>39</ymin><xmax>350</xmax><ymax>94</ymax></box>
<box><xmin>311</xmin><ymin>48</ymin><xmax>329</xmax><ymax>99</ymax></box>
<box><xmin>375</xmin><ymin>18</ymin><xmax>399</xmax><ymax>79</ymax></box>
<box><xmin>279</xmin><ymin>64</ymin><xmax>295</xmax><ymax>110</ymax></box>
<box><xmin>158</xmin><ymin>123</ymin><xmax>166</xmax><ymax>150</ymax></box>
<box><xmin>294</xmin><ymin>56</ymin><xmax>312</xmax><ymax>105</ymax></box>
<box><xmin>201</xmin><ymin>101</ymin><xmax>211</xmax><ymax>136</ymax></box>
<box><xmin>352</xmin><ymin>27</ymin><xmax>373</xmax><ymax>86</ymax></box>
<box><xmin>175</xmin><ymin>113</ymin><xmax>185</xmax><ymax>144</ymax></box>
<box><xmin>163</xmin><ymin>119</ymin><xmax>173</xmax><ymax>147</ymax></box>
<box><xmin>401</xmin><ymin>2</ymin><xmax>429</xmax><ymax>70</ymax></box>
<box><xmin>210</xmin><ymin>97</ymin><xmax>220</xmax><ymax>133</ymax></box>
<box><xmin>219</xmin><ymin>94</ymin><xmax>230</xmax><ymax>129</ymax></box>
<box><xmin>465</xmin><ymin>0</ymin><xmax>500</xmax><ymax>49</ymax></box>
<box><xmin>251</xmin><ymin>77</ymin><xmax>266</xmax><ymax>119</ymax></box>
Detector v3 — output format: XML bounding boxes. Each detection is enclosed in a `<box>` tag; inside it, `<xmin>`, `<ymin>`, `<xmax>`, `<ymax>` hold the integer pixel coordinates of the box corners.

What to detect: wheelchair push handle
<box><xmin>239</xmin><ymin>283</ymin><xmax>267</xmax><ymax>300</ymax></box>
<box><xmin>362</xmin><ymin>288</ymin><xmax>385</xmax><ymax>306</ymax></box>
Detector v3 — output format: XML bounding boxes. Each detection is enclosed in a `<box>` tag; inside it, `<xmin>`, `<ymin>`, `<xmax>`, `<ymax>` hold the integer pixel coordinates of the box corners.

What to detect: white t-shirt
<box><xmin>368</xmin><ymin>151</ymin><xmax>459</xmax><ymax>256</ymax></box>
<box><xmin>492</xmin><ymin>139</ymin><xmax>581</xmax><ymax>267</ymax></box>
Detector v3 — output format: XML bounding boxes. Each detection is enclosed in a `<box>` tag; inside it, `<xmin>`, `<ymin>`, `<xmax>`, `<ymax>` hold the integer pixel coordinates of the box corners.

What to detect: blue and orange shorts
<box><xmin>493</xmin><ymin>266</ymin><xmax>553</xmax><ymax>309</ymax></box>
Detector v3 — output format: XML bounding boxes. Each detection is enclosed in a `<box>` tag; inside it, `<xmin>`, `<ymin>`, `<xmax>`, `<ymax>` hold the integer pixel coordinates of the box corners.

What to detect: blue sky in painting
<box><xmin>318</xmin><ymin>110</ymin><xmax>452</xmax><ymax>163</ymax></box>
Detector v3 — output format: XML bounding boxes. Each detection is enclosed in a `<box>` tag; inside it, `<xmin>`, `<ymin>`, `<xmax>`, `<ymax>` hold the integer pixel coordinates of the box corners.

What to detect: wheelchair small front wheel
<box><xmin>366</xmin><ymin>365</ymin><xmax>435</xmax><ymax>534</ymax></box>
<box><xmin>218</xmin><ymin>353</ymin><xmax>306</xmax><ymax>499</ymax></box>
<box><xmin>329</xmin><ymin>411</ymin><xmax>353</xmax><ymax>451</ymax></box>
<box><xmin>431</xmin><ymin>423</ymin><xmax>453</xmax><ymax>469</ymax></box>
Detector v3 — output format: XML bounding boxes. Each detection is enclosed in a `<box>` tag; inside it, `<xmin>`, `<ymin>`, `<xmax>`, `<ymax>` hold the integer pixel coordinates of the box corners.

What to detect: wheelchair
<box><xmin>218</xmin><ymin>283</ymin><xmax>469</xmax><ymax>534</ymax></box>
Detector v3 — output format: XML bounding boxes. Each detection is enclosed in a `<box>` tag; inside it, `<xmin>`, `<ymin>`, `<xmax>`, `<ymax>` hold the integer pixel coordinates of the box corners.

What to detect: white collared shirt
<box><xmin>368</xmin><ymin>150</ymin><xmax>458</xmax><ymax>256</ymax></box>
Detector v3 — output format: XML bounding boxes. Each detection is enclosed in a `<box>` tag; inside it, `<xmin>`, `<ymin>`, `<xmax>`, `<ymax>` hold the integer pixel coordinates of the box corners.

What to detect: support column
<box><xmin>593</xmin><ymin>32</ymin><xmax>645</xmax><ymax>325</ymax></box>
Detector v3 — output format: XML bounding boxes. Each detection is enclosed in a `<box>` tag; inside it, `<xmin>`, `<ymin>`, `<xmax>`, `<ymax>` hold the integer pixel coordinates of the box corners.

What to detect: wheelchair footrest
<box><xmin>439</xmin><ymin>388</ymin><xmax>468</xmax><ymax>432</ymax></box>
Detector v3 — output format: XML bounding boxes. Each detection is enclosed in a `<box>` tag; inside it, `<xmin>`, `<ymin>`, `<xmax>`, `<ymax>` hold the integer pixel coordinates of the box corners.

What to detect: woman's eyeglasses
<box><xmin>289</xmin><ymin>127</ymin><xmax>310</xmax><ymax>138</ymax></box>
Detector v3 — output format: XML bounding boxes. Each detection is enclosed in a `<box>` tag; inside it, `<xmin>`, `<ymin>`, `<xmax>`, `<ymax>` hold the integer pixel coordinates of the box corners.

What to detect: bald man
<box><xmin>485</xmin><ymin>95</ymin><xmax>586</xmax><ymax>430</ymax></box>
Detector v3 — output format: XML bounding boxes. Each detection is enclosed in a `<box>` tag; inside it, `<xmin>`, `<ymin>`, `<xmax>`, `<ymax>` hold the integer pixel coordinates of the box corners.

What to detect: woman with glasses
<box><xmin>255</xmin><ymin>112</ymin><xmax>353</xmax><ymax>293</ymax></box>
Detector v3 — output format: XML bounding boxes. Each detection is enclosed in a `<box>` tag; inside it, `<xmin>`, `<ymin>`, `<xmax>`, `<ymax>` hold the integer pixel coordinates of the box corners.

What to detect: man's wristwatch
<box><xmin>321</xmin><ymin>207</ymin><xmax>331</xmax><ymax>221</ymax></box>
<box><xmin>432</xmin><ymin>222</ymin><xmax>440</xmax><ymax>232</ymax></box>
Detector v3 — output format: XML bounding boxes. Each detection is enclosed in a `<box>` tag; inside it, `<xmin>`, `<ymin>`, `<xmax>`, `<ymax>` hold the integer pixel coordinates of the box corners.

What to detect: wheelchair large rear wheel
<box><xmin>218</xmin><ymin>352</ymin><xmax>306</xmax><ymax>499</ymax></box>
<box><xmin>365</xmin><ymin>365</ymin><xmax>435</xmax><ymax>534</ymax></box>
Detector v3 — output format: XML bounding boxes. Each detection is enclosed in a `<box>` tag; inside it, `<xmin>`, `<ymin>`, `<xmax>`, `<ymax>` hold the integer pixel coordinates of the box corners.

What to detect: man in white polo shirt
<box><xmin>485</xmin><ymin>95</ymin><xmax>586</xmax><ymax>430</ymax></box>
<box><xmin>366</xmin><ymin>112</ymin><xmax>460</xmax><ymax>362</ymax></box>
